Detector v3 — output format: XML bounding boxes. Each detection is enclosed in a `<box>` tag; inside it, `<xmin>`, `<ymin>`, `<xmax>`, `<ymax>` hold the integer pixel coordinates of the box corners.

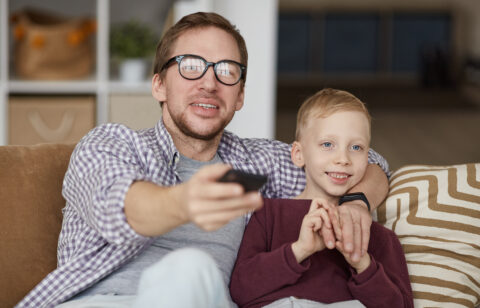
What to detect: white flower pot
<box><xmin>119</xmin><ymin>58</ymin><xmax>148</xmax><ymax>83</ymax></box>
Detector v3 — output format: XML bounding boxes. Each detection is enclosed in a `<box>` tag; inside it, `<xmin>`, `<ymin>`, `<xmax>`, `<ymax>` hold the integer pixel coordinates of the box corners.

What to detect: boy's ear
<box><xmin>291</xmin><ymin>141</ymin><xmax>305</xmax><ymax>168</ymax></box>
<box><xmin>152</xmin><ymin>74</ymin><xmax>167</xmax><ymax>102</ymax></box>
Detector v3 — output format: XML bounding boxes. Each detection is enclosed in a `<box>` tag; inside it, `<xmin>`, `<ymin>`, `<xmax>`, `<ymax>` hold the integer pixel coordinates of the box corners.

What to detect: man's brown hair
<box><xmin>153</xmin><ymin>12</ymin><xmax>248</xmax><ymax>85</ymax></box>
<box><xmin>295</xmin><ymin>88</ymin><xmax>371</xmax><ymax>141</ymax></box>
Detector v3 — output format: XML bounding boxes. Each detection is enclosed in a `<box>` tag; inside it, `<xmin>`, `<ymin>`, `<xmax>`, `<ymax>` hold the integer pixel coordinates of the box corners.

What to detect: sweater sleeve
<box><xmin>347</xmin><ymin>227</ymin><xmax>414</xmax><ymax>308</ymax></box>
<box><xmin>230</xmin><ymin>207</ymin><xmax>310</xmax><ymax>307</ymax></box>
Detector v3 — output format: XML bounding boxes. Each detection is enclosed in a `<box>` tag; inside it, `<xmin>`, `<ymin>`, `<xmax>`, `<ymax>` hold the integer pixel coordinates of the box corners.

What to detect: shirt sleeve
<box><xmin>62</xmin><ymin>124</ymin><xmax>152</xmax><ymax>246</ymax></box>
<box><xmin>367</xmin><ymin>148</ymin><xmax>391</xmax><ymax>178</ymax></box>
<box><xmin>230</xmin><ymin>206</ymin><xmax>310</xmax><ymax>307</ymax></box>
<box><xmin>347</xmin><ymin>228</ymin><xmax>414</xmax><ymax>308</ymax></box>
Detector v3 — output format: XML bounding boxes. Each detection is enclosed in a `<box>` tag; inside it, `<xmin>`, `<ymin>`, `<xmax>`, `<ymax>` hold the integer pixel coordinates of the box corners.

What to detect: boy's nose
<box><xmin>334</xmin><ymin>150</ymin><xmax>351</xmax><ymax>165</ymax></box>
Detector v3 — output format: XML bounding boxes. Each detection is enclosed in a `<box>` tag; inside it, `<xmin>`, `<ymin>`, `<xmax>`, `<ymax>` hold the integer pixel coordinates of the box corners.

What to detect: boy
<box><xmin>230</xmin><ymin>89</ymin><xmax>413</xmax><ymax>308</ymax></box>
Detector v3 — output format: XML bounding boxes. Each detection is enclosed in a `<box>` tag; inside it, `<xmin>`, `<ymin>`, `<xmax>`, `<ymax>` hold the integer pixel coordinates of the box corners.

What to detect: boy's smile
<box><xmin>327</xmin><ymin>172</ymin><xmax>351</xmax><ymax>184</ymax></box>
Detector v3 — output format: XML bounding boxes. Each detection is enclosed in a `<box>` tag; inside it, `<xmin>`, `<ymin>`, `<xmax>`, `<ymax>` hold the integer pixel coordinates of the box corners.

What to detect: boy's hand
<box><xmin>335</xmin><ymin>241</ymin><xmax>371</xmax><ymax>274</ymax></box>
<box><xmin>292</xmin><ymin>199</ymin><xmax>339</xmax><ymax>263</ymax></box>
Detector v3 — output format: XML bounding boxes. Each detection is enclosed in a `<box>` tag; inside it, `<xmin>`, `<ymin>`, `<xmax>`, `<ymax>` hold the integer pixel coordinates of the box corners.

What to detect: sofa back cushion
<box><xmin>0</xmin><ymin>143</ymin><xmax>75</xmax><ymax>308</ymax></box>
<box><xmin>376</xmin><ymin>163</ymin><xmax>480</xmax><ymax>308</ymax></box>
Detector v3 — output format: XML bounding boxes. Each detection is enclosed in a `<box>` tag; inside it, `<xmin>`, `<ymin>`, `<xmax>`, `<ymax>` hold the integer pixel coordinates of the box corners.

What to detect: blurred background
<box><xmin>0</xmin><ymin>0</ymin><xmax>479</xmax><ymax>171</ymax></box>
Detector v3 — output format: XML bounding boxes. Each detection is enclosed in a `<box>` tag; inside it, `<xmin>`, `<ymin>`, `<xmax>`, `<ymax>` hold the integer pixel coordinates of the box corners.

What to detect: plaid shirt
<box><xmin>16</xmin><ymin>120</ymin><xmax>389</xmax><ymax>308</ymax></box>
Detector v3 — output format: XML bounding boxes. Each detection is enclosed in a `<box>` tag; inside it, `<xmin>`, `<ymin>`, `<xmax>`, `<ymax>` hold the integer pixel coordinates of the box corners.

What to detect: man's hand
<box><xmin>125</xmin><ymin>164</ymin><xmax>263</xmax><ymax>237</ymax></box>
<box><xmin>291</xmin><ymin>199</ymin><xmax>339</xmax><ymax>263</ymax></box>
<box><xmin>334</xmin><ymin>202</ymin><xmax>372</xmax><ymax>263</ymax></box>
<box><xmin>180</xmin><ymin>164</ymin><xmax>263</xmax><ymax>231</ymax></box>
<box><xmin>335</xmin><ymin>240</ymin><xmax>371</xmax><ymax>274</ymax></box>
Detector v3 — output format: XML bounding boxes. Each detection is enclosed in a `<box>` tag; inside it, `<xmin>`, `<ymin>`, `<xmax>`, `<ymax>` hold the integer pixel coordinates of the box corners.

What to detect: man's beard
<box><xmin>172</xmin><ymin>113</ymin><xmax>232</xmax><ymax>141</ymax></box>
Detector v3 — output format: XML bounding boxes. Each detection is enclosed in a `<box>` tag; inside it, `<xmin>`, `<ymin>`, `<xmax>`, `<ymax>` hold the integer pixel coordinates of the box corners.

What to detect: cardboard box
<box><xmin>9</xmin><ymin>96</ymin><xmax>95</xmax><ymax>145</ymax></box>
<box><xmin>109</xmin><ymin>94</ymin><xmax>162</xmax><ymax>130</ymax></box>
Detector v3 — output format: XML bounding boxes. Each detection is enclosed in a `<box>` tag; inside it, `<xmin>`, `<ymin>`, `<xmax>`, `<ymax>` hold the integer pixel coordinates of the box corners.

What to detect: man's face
<box><xmin>154</xmin><ymin>26</ymin><xmax>245</xmax><ymax>141</ymax></box>
<box><xmin>293</xmin><ymin>111</ymin><xmax>370</xmax><ymax>199</ymax></box>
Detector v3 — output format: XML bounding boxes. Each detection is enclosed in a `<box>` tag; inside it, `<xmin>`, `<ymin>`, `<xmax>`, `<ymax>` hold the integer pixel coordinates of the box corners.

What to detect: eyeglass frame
<box><xmin>160</xmin><ymin>54</ymin><xmax>247</xmax><ymax>86</ymax></box>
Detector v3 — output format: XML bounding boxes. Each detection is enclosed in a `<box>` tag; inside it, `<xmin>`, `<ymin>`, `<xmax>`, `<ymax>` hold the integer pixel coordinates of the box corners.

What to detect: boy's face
<box><xmin>153</xmin><ymin>26</ymin><xmax>245</xmax><ymax>141</ymax></box>
<box><xmin>292</xmin><ymin>110</ymin><xmax>370</xmax><ymax>199</ymax></box>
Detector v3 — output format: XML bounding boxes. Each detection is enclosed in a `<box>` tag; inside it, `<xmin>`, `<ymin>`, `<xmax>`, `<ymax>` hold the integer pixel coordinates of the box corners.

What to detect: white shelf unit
<box><xmin>0</xmin><ymin>0</ymin><xmax>162</xmax><ymax>145</ymax></box>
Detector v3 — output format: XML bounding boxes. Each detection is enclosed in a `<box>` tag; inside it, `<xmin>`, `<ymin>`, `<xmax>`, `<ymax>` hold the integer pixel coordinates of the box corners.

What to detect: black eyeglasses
<box><xmin>161</xmin><ymin>54</ymin><xmax>246</xmax><ymax>86</ymax></box>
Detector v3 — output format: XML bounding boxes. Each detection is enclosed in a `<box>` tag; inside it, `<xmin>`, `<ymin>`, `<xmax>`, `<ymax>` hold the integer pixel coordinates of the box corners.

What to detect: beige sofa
<box><xmin>0</xmin><ymin>143</ymin><xmax>478</xmax><ymax>307</ymax></box>
<box><xmin>0</xmin><ymin>144</ymin><xmax>75</xmax><ymax>308</ymax></box>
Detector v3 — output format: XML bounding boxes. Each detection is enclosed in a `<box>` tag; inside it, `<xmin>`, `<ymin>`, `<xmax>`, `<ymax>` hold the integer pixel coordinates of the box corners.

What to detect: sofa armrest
<box><xmin>0</xmin><ymin>143</ymin><xmax>75</xmax><ymax>308</ymax></box>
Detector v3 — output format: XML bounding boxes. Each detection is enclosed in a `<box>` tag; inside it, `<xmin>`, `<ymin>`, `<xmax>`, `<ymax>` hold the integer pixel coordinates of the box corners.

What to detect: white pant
<box><xmin>56</xmin><ymin>248</ymin><xmax>232</xmax><ymax>308</ymax></box>
<box><xmin>264</xmin><ymin>297</ymin><xmax>365</xmax><ymax>308</ymax></box>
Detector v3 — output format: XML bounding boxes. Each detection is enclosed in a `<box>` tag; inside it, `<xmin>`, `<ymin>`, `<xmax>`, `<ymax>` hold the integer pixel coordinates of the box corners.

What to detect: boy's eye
<box><xmin>351</xmin><ymin>145</ymin><xmax>362</xmax><ymax>151</ymax></box>
<box><xmin>321</xmin><ymin>142</ymin><xmax>332</xmax><ymax>148</ymax></box>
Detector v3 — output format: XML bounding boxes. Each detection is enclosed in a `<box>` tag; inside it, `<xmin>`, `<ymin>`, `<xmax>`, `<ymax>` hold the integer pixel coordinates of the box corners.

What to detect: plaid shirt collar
<box><xmin>154</xmin><ymin>119</ymin><xmax>251</xmax><ymax>169</ymax></box>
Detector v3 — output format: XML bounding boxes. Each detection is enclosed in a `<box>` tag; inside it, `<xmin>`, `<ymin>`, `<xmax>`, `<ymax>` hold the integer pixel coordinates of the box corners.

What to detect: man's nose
<box><xmin>199</xmin><ymin>66</ymin><xmax>217</xmax><ymax>91</ymax></box>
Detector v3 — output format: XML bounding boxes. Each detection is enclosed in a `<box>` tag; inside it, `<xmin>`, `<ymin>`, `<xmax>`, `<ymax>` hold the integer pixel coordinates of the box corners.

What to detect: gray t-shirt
<box><xmin>76</xmin><ymin>153</ymin><xmax>246</xmax><ymax>302</ymax></box>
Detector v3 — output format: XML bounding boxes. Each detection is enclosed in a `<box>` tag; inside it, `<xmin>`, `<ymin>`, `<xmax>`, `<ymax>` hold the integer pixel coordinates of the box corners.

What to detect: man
<box><xmin>17</xmin><ymin>12</ymin><xmax>389</xmax><ymax>308</ymax></box>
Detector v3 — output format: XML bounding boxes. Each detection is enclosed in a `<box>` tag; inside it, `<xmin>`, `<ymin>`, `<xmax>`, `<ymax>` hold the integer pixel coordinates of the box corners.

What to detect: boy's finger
<box><xmin>312</xmin><ymin>217</ymin><xmax>323</xmax><ymax>232</ymax></box>
<box><xmin>335</xmin><ymin>241</ymin><xmax>345</xmax><ymax>254</ymax></box>
<box><xmin>309</xmin><ymin>199</ymin><xmax>320</xmax><ymax>212</ymax></box>
<box><xmin>321</xmin><ymin>225</ymin><xmax>336</xmax><ymax>249</ymax></box>
<box><xmin>318</xmin><ymin>208</ymin><xmax>331</xmax><ymax>229</ymax></box>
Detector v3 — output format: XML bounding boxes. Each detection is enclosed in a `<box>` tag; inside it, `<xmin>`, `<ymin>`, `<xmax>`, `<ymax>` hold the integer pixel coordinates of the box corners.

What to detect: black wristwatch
<box><xmin>338</xmin><ymin>192</ymin><xmax>371</xmax><ymax>212</ymax></box>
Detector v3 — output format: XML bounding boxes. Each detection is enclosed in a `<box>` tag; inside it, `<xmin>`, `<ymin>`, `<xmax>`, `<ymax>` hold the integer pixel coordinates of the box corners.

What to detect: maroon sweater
<box><xmin>230</xmin><ymin>198</ymin><xmax>413</xmax><ymax>308</ymax></box>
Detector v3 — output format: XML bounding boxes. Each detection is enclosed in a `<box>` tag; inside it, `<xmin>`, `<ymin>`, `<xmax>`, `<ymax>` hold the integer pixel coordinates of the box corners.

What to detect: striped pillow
<box><xmin>376</xmin><ymin>163</ymin><xmax>480</xmax><ymax>308</ymax></box>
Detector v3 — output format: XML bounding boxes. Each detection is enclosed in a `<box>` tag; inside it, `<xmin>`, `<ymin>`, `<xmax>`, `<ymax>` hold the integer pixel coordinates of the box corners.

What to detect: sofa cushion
<box><xmin>376</xmin><ymin>163</ymin><xmax>480</xmax><ymax>308</ymax></box>
<box><xmin>0</xmin><ymin>143</ymin><xmax>75</xmax><ymax>308</ymax></box>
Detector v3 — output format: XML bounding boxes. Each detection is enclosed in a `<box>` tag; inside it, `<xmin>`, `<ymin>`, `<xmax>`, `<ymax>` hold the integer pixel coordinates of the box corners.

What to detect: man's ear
<box><xmin>234</xmin><ymin>86</ymin><xmax>245</xmax><ymax>111</ymax></box>
<box><xmin>291</xmin><ymin>141</ymin><xmax>305</xmax><ymax>168</ymax></box>
<box><xmin>152</xmin><ymin>74</ymin><xmax>167</xmax><ymax>102</ymax></box>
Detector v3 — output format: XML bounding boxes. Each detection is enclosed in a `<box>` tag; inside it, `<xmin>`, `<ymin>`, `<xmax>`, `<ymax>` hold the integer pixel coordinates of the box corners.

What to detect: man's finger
<box><xmin>339</xmin><ymin>210</ymin><xmax>354</xmax><ymax>253</ymax></box>
<box><xmin>190</xmin><ymin>192</ymin><xmax>262</xmax><ymax>215</ymax></box>
<box><xmin>327</xmin><ymin>207</ymin><xmax>342</xmax><ymax>241</ymax></box>
<box><xmin>360</xmin><ymin>215</ymin><xmax>371</xmax><ymax>256</ymax></box>
<box><xmin>193</xmin><ymin>197</ymin><xmax>262</xmax><ymax>230</ymax></box>
<box><xmin>351</xmin><ymin>219</ymin><xmax>362</xmax><ymax>262</ymax></box>
<box><xmin>193</xmin><ymin>181</ymin><xmax>244</xmax><ymax>199</ymax></box>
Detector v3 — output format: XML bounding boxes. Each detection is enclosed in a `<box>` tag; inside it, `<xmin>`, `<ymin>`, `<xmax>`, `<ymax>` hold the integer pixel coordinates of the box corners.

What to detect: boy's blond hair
<box><xmin>295</xmin><ymin>88</ymin><xmax>371</xmax><ymax>141</ymax></box>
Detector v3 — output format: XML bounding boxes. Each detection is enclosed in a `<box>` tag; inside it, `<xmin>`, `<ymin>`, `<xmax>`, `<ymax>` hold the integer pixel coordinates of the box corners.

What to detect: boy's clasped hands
<box><xmin>291</xmin><ymin>198</ymin><xmax>371</xmax><ymax>274</ymax></box>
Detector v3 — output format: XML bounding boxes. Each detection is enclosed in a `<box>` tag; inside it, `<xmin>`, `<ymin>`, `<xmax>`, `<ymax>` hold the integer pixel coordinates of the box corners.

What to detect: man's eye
<box><xmin>217</xmin><ymin>69</ymin><xmax>231</xmax><ymax>76</ymax></box>
<box><xmin>183</xmin><ymin>65</ymin><xmax>203</xmax><ymax>72</ymax></box>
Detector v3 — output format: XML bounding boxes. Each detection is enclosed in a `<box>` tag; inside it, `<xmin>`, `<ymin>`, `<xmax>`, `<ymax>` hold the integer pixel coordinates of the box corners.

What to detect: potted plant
<box><xmin>110</xmin><ymin>19</ymin><xmax>158</xmax><ymax>83</ymax></box>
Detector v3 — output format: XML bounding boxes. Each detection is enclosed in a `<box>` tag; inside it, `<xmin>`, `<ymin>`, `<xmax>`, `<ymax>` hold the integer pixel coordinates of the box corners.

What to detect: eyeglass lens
<box><xmin>179</xmin><ymin>55</ymin><xmax>242</xmax><ymax>85</ymax></box>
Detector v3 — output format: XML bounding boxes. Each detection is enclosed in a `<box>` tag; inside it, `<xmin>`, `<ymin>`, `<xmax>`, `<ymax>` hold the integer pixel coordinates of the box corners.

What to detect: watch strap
<box><xmin>338</xmin><ymin>192</ymin><xmax>371</xmax><ymax>212</ymax></box>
